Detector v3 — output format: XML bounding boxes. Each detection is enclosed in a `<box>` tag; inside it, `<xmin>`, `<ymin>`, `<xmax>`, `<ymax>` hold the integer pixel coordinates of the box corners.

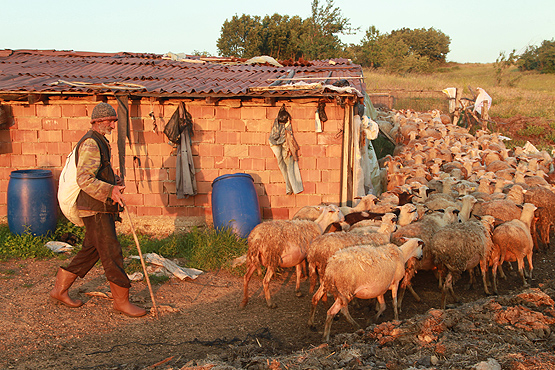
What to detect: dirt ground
<box><xmin>2</xmin><ymin>114</ymin><xmax>555</xmax><ymax>370</ymax></box>
<box><xmin>1</xmin><ymin>240</ymin><xmax>555</xmax><ymax>370</ymax></box>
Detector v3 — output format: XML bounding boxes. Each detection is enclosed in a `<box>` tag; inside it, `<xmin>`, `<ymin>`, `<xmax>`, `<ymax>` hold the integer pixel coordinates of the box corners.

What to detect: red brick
<box><xmin>188</xmin><ymin>105</ymin><xmax>215</xmax><ymax>119</ymax></box>
<box><xmin>215</xmin><ymin>131</ymin><xmax>239</xmax><ymax>144</ymax></box>
<box><xmin>168</xmin><ymin>194</ymin><xmax>195</xmax><ymax>207</ymax></box>
<box><xmin>294</xmin><ymin>119</ymin><xmax>316</xmax><ymax>133</ymax></box>
<box><xmin>239</xmin><ymin>157</ymin><xmax>266</xmax><ymax>171</ymax></box>
<box><xmin>300</xmin><ymin>144</ymin><xmax>326</xmax><ymax>158</ymax></box>
<box><xmin>266</xmin><ymin>158</ymin><xmax>279</xmax><ymax>171</ymax></box>
<box><xmin>316</xmin><ymin>157</ymin><xmax>341</xmax><ymax>170</ymax></box>
<box><xmin>63</xmin><ymin>130</ymin><xmax>87</xmax><ymax>142</ymax></box>
<box><xmin>197</xmin><ymin>143</ymin><xmax>224</xmax><ymax>157</ymax></box>
<box><xmin>241</xmin><ymin>106</ymin><xmax>268</xmax><ymax>120</ymax></box>
<box><xmin>36</xmin><ymin>104</ymin><xmax>62</xmax><ymax>117</ymax></box>
<box><xmin>322</xmin><ymin>194</ymin><xmax>341</xmax><ymax>204</ymax></box>
<box><xmin>197</xmin><ymin>181</ymin><xmax>212</xmax><ymax>194</ymax></box>
<box><xmin>22</xmin><ymin>142</ymin><xmax>48</xmax><ymax>155</ymax></box>
<box><xmin>318</xmin><ymin>133</ymin><xmax>342</xmax><ymax>145</ymax></box>
<box><xmin>327</xmin><ymin>144</ymin><xmax>342</xmax><ymax>158</ymax></box>
<box><xmin>245</xmin><ymin>119</ymin><xmax>271</xmax><ymax>133</ymax></box>
<box><xmin>37</xmin><ymin>155</ymin><xmax>62</xmax><ymax>167</ymax></box>
<box><xmin>16</xmin><ymin>117</ymin><xmax>42</xmax><ymax>130</ymax></box>
<box><xmin>11</xmin><ymin>104</ymin><xmax>35</xmax><ymax>116</ymax></box>
<box><xmin>221</xmin><ymin>119</ymin><xmax>245</xmax><ymax>132</ymax></box>
<box><xmin>224</xmin><ymin>144</ymin><xmax>248</xmax><ymax>158</ymax></box>
<box><xmin>11</xmin><ymin>155</ymin><xmax>36</xmax><ymax>168</ymax></box>
<box><xmin>0</xmin><ymin>155</ymin><xmax>11</xmax><ymax>167</ymax></box>
<box><xmin>240</xmin><ymin>132</ymin><xmax>266</xmax><ymax>145</ymax></box>
<box><xmin>300</xmin><ymin>181</ymin><xmax>316</xmax><ymax>194</ymax></box>
<box><xmin>130</xmin><ymin>118</ymin><xmax>145</xmax><ymax>132</ymax></box>
<box><xmin>13</xmin><ymin>130</ymin><xmax>38</xmax><ymax>142</ymax></box>
<box><xmin>194</xmin><ymin>129</ymin><xmax>216</xmax><ymax>143</ymax></box>
<box><xmin>196</xmin><ymin>168</ymin><xmax>220</xmax><ymax>182</ymax></box>
<box><xmin>249</xmin><ymin>145</ymin><xmax>273</xmax><ymax>159</ymax></box>
<box><xmin>196</xmin><ymin>156</ymin><xmax>214</xmax><ymax>169</ymax></box>
<box><xmin>298</xmin><ymin>156</ymin><xmax>316</xmax><ymax>170</ymax></box>
<box><xmin>214</xmin><ymin>156</ymin><xmax>239</xmax><ymax>169</ymax></box>
<box><xmin>265</xmin><ymin>183</ymin><xmax>285</xmax><ymax>197</ymax></box>
<box><xmin>39</xmin><ymin>130</ymin><xmax>63</xmax><ymax>143</ymax></box>
<box><xmin>316</xmin><ymin>181</ymin><xmax>340</xmax><ymax>195</ymax></box>
<box><xmin>270</xmin><ymin>194</ymin><xmax>295</xmax><ymax>208</ymax></box>
<box><xmin>215</xmin><ymin>107</ymin><xmax>241</xmax><ymax>120</ymax></box>
<box><xmin>263</xmin><ymin>207</ymin><xmax>288</xmax><ymax>220</ymax></box>
<box><xmin>43</xmin><ymin>118</ymin><xmax>68</xmax><ymax>130</ymax></box>
<box><xmin>136</xmin><ymin>207</ymin><xmax>163</xmax><ymax>217</ymax></box>
<box><xmin>142</xmin><ymin>194</ymin><xmax>167</xmax><ymax>207</ymax></box>
<box><xmin>294</xmin><ymin>194</ymin><xmax>324</xmax><ymax>208</ymax></box>
<box><xmin>61</xmin><ymin>104</ymin><xmax>88</xmax><ymax>117</ymax></box>
<box><xmin>194</xmin><ymin>194</ymin><xmax>210</xmax><ymax>207</ymax></box>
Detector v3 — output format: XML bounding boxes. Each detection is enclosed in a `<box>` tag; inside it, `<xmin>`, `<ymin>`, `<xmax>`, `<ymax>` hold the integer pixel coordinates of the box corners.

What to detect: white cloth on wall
<box><xmin>473</xmin><ymin>87</ymin><xmax>492</xmax><ymax>114</ymax></box>
<box><xmin>353</xmin><ymin>115</ymin><xmax>380</xmax><ymax>197</ymax></box>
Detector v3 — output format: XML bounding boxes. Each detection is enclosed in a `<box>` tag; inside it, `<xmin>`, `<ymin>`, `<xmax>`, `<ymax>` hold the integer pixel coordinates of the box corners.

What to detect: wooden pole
<box><xmin>123</xmin><ymin>203</ymin><xmax>158</xmax><ymax>318</ymax></box>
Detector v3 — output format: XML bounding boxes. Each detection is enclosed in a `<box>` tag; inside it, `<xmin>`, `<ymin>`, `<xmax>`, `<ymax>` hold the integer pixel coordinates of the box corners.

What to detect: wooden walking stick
<box><xmin>122</xmin><ymin>201</ymin><xmax>158</xmax><ymax>317</ymax></box>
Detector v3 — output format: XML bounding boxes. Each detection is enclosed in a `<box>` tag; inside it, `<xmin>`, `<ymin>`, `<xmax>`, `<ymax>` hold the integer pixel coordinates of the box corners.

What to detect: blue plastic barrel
<box><xmin>8</xmin><ymin>169</ymin><xmax>58</xmax><ymax>236</ymax></box>
<box><xmin>211</xmin><ymin>173</ymin><xmax>261</xmax><ymax>238</ymax></box>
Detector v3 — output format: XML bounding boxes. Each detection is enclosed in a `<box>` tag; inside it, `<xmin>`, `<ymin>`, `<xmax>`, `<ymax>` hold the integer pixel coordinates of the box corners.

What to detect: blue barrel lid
<box><xmin>212</xmin><ymin>173</ymin><xmax>254</xmax><ymax>186</ymax></box>
<box><xmin>10</xmin><ymin>169</ymin><xmax>53</xmax><ymax>179</ymax></box>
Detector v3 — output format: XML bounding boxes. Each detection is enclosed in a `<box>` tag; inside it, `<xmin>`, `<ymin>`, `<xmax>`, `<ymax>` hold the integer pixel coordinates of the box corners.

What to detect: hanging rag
<box><xmin>269</xmin><ymin>105</ymin><xmax>303</xmax><ymax>194</ymax></box>
<box><xmin>116</xmin><ymin>95</ymin><xmax>131</xmax><ymax>180</ymax></box>
<box><xmin>166</xmin><ymin>103</ymin><xmax>197</xmax><ymax>198</ymax></box>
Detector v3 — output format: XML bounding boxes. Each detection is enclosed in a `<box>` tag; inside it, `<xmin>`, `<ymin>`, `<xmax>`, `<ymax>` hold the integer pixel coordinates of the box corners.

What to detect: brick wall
<box><xmin>0</xmin><ymin>96</ymin><xmax>346</xmax><ymax>233</ymax></box>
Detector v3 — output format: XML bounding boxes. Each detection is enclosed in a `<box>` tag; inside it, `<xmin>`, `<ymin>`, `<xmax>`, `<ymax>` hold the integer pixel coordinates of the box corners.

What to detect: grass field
<box><xmin>363</xmin><ymin>63</ymin><xmax>555</xmax><ymax>121</ymax></box>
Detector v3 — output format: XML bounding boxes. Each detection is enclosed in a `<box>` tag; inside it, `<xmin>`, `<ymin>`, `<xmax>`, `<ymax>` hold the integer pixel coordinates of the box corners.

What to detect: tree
<box><xmin>388</xmin><ymin>27</ymin><xmax>450</xmax><ymax>63</ymax></box>
<box><xmin>216</xmin><ymin>14</ymin><xmax>262</xmax><ymax>58</ymax></box>
<box><xmin>301</xmin><ymin>0</ymin><xmax>355</xmax><ymax>60</ymax></box>
<box><xmin>518</xmin><ymin>39</ymin><xmax>555</xmax><ymax>74</ymax></box>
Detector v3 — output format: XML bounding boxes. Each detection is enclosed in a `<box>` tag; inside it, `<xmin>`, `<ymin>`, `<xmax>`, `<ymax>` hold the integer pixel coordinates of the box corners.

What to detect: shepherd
<box><xmin>49</xmin><ymin>102</ymin><xmax>147</xmax><ymax>317</ymax></box>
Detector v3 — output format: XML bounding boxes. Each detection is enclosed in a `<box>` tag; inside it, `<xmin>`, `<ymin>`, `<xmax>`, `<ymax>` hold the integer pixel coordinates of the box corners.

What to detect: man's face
<box><xmin>96</xmin><ymin>118</ymin><xmax>117</xmax><ymax>135</ymax></box>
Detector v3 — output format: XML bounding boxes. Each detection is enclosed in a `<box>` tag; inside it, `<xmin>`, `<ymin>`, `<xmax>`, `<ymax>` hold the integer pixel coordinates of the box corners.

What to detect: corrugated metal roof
<box><xmin>0</xmin><ymin>49</ymin><xmax>366</xmax><ymax>98</ymax></box>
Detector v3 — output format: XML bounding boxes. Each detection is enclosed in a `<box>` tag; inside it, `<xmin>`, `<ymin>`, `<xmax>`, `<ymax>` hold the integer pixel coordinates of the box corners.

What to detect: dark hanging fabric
<box><xmin>163</xmin><ymin>102</ymin><xmax>193</xmax><ymax>144</ymax></box>
<box><xmin>115</xmin><ymin>95</ymin><xmax>130</xmax><ymax>180</ymax></box>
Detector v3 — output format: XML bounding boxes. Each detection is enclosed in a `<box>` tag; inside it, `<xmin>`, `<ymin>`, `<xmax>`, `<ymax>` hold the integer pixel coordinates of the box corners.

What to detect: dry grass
<box><xmin>363</xmin><ymin>64</ymin><xmax>555</xmax><ymax>121</ymax></box>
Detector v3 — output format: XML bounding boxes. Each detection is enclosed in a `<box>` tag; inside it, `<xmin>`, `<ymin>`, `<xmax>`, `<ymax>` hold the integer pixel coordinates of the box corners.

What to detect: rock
<box><xmin>473</xmin><ymin>358</ymin><xmax>501</xmax><ymax>370</ymax></box>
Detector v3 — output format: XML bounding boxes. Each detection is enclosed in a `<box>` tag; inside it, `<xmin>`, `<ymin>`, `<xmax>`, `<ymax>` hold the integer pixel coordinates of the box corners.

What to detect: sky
<box><xmin>1</xmin><ymin>0</ymin><xmax>553</xmax><ymax>64</ymax></box>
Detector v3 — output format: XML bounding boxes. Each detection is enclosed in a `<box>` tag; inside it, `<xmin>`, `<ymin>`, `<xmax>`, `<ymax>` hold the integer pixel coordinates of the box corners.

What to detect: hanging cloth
<box><xmin>167</xmin><ymin>103</ymin><xmax>197</xmax><ymax>198</ymax></box>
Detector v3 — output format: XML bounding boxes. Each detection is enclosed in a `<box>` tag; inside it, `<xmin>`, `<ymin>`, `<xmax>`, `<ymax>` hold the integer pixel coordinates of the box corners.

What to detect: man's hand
<box><xmin>111</xmin><ymin>185</ymin><xmax>126</xmax><ymax>207</ymax></box>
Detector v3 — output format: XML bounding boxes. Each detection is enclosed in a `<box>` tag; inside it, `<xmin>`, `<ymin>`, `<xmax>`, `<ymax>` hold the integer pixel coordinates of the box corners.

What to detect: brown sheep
<box><xmin>240</xmin><ymin>205</ymin><xmax>344</xmax><ymax>309</ymax></box>
<box><xmin>491</xmin><ymin>203</ymin><xmax>537</xmax><ymax>289</ymax></box>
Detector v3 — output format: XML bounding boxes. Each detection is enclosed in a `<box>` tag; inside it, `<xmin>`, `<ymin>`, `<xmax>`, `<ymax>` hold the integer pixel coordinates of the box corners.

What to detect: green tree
<box><xmin>517</xmin><ymin>39</ymin><xmax>555</xmax><ymax>74</ymax></box>
<box><xmin>301</xmin><ymin>0</ymin><xmax>355</xmax><ymax>60</ymax></box>
<box><xmin>216</xmin><ymin>14</ymin><xmax>263</xmax><ymax>58</ymax></box>
<box><xmin>388</xmin><ymin>27</ymin><xmax>450</xmax><ymax>63</ymax></box>
<box><xmin>259</xmin><ymin>14</ymin><xmax>305</xmax><ymax>60</ymax></box>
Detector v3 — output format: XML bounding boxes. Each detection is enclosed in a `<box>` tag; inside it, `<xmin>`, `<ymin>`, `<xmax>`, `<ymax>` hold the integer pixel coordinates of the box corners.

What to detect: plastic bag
<box><xmin>58</xmin><ymin>147</ymin><xmax>84</xmax><ymax>226</ymax></box>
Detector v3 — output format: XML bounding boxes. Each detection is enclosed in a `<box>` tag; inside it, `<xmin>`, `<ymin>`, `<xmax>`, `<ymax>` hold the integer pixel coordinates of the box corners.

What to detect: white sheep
<box><xmin>240</xmin><ymin>205</ymin><xmax>344</xmax><ymax>309</ymax></box>
<box><xmin>307</xmin><ymin>237</ymin><xmax>424</xmax><ymax>341</ymax></box>
<box><xmin>306</xmin><ymin>230</ymin><xmax>393</xmax><ymax>294</ymax></box>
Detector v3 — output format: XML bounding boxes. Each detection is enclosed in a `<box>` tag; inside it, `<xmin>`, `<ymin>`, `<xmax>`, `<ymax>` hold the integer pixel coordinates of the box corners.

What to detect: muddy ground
<box><xmin>1</xmin><ymin>240</ymin><xmax>555</xmax><ymax>370</ymax></box>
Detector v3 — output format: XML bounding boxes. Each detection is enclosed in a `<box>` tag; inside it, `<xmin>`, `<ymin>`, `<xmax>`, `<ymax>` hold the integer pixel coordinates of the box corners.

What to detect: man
<box><xmin>50</xmin><ymin>102</ymin><xmax>147</xmax><ymax>317</ymax></box>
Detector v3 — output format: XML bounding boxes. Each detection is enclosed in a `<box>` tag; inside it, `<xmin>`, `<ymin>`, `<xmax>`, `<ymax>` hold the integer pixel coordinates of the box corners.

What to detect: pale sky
<box><xmin>1</xmin><ymin>0</ymin><xmax>553</xmax><ymax>63</ymax></box>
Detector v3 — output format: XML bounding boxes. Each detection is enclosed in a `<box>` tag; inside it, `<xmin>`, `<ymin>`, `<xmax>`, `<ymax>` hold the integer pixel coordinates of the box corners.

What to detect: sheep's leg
<box><xmin>441</xmin><ymin>272</ymin><xmax>456</xmax><ymax>309</ymax></box>
<box><xmin>294</xmin><ymin>263</ymin><xmax>304</xmax><ymax>298</ymax></box>
<box><xmin>497</xmin><ymin>263</ymin><xmax>507</xmax><ymax>279</ymax></box>
<box><xmin>526</xmin><ymin>253</ymin><xmax>534</xmax><ymax>280</ymax></box>
<box><xmin>465</xmin><ymin>268</ymin><xmax>475</xmax><ymax>290</ymax></box>
<box><xmin>239</xmin><ymin>262</ymin><xmax>258</xmax><ymax>308</ymax></box>
<box><xmin>262</xmin><ymin>267</ymin><xmax>277</xmax><ymax>308</ymax></box>
<box><xmin>374</xmin><ymin>295</ymin><xmax>387</xmax><ymax>321</ymax></box>
<box><xmin>308</xmin><ymin>262</ymin><xmax>318</xmax><ymax>294</ymax></box>
<box><xmin>391</xmin><ymin>285</ymin><xmax>400</xmax><ymax>321</ymax></box>
<box><xmin>323</xmin><ymin>298</ymin><xmax>345</xmax><ymax>341</ymax></box>
<box><xmin>491</xmin><ymin>262</ymin><xmax>499</xmax><ymax>295</ymax></box>
<box><xmin>517</xmin><ymin>258</ymin><xmax>528</xmax><ymax>287</ymax></box>
<box><xmin>308</xmin><ymin>284</ymin><xmax>326</xmax><ymax>328</ymax></box>
<box><xmin>340</xmin><ymin>305</ymin><xmax>359</xmax><ymax>328</ymax></box>
<box><xmin>479</xmin><ymin>260</ymin><xmax>491</xmax><ymax>295</ymax></box>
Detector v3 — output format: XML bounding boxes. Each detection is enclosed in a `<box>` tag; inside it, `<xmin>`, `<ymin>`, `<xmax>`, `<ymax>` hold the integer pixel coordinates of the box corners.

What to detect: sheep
<box><xmin>491</xmin><ymin>203</ymin><xmax>537</xmax><ymax>289</ymax></box>
<box><xmin>348</xmin><ymin>212</ymin><xmax>398</xmax><ymax>234</ymax></box>
<box><xmin>429</xmin><ymin>215</ymin><xmax>496</xmax><ymax>309</ymax></box>
<box><xmin>291</xmin><ymin>204</ymin><xmax>328</xmax><ymax>221</ymax></box>
<box><xmin>339</xmin><ymin>194</ymin><xmax>378</xmax><ymax>215</ymax></box>
<box><xmin>308</xmin><ymin>238</ymin><xmax>424</xmax><ymax>341</ymax></box>
<box><xmin>472</xmin><ymin>198</ymin><xmax>522</xmax><ymax>223</ymax></box>
<box><xmin>240</xmin><ymin>205</ymin><xmax>344</xmax><ymax>309</ymax></box>
<box><xmin>523</xmin><ymin>185</ymin><xmax>555</xmax><ymax>250</ymax></box>
<box><xmin>306</xmin><ymin>229</ymin><xmax>393</xmax><ymax>294</ymax></box>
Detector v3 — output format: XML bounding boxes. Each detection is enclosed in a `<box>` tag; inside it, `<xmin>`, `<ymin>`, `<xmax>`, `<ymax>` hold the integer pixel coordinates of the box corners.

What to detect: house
<box><xmin>0</xmin><ymin>49</ymin><xmax>378</xmax><ymax>234</ymax></box>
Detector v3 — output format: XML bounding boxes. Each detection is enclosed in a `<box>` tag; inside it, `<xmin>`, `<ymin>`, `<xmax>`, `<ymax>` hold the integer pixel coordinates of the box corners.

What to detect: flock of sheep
<box><xmin>239</xmin><ymin>108</ymin><xmax>555</xmax><ymax>341</ymax></box>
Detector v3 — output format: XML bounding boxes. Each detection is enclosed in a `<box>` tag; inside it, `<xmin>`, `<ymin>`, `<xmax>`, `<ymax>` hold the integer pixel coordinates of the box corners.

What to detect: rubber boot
<box><xmin>109</xmin><ymin>282</ymin><xmax>147</xmax><ymax>317</ymax></box>
<box><xmin>50</xmin><ymin>268</ymin><xmax>83</xmax><ymax>308</ymax></box>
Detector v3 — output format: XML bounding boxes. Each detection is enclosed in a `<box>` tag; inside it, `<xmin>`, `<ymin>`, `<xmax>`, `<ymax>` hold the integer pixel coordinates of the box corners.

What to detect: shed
<box><xmin>0</xmin><ymin>49</ymin><xmax>379</xmax><ymax>234</ymax></box>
